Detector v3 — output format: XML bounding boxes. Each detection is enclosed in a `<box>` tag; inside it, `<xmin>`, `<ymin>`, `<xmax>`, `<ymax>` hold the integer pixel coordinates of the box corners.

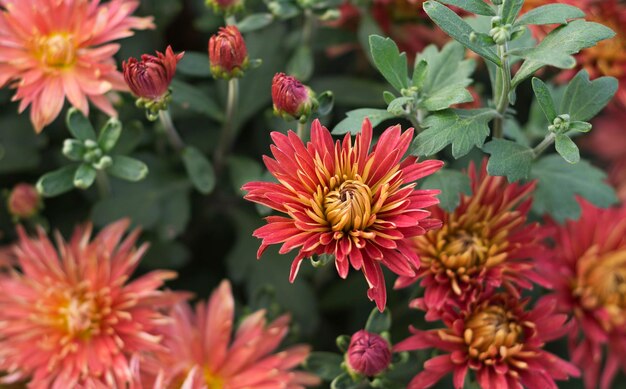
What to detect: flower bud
<box><xmin>489</xmin><ymin>24</ymin><xmax>512</xmax><ymax>45</ymax></box>
<box><xmin>123</xmin><ymin>46</ymin><xmax>184</xmax><ymax>119</ymax></box>
<box><xmin>7</xmin><ymin>183</ymin><xmax>42</xmax><ymax>219</ymax></box>
<box><xmin>209</xmin><ymin>26</ymin><xmax>249</xmax><ymax>80</ymax></box>
<box><xmin>345</xmin><ymin>330</ymin><xmax>391</xmax><ymax>377</ymax></box>
<box><xmin>206</xmin><ymin>0</ymin><xmax>244</xmax><ymax>15</ymax></box>
<box><xmin>271</xmin><ymin>73</ymin><xmax>318</xmax><ymax>122</ymax></box>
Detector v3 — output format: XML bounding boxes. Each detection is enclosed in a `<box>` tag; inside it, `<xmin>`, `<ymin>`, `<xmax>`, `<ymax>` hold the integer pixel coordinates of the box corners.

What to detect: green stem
<box><xmin>225</xmin><ymin>15</ymin><xmax>237</xmax><ymax>26</ymax></box>
<box><xmin>95</xmin><ymin>170</ymin><xmax>111</xmax><ymax>198</ymax></box>
<box><xmin>297</xmin><ymin>121</ymin><xmax>307</xmax><ymax>139</ymax></box>
<box><xmin>215</xmin><ymin>78</ymin><xmax>240</xmax><ymax>170</ymax></box>
<box><xmin>493</xmin><ymin>43</ymin><xmax>511</xmax><ymax>139</ymax></box>
<box><xmin>532</xmin><ymin>133</ymin><xmax>556</xmax><ymax>158</ymax></box>
<box><xmin>159</xmin><ymin>110</ymin><xmax>185</xmax><ymax>152</ymax></box>
<box><xmin>302</xmin><ymin>9</ymin><xmax>314</xmax><ymax>46</ymax></box>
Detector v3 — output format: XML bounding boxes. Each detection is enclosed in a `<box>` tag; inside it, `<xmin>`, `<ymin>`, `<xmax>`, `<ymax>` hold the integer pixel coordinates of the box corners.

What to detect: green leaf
<box><xmin>569</xmin><ymin>121</ymin><xmax>592</xmax><ymax>133</ymax></box>
<box><xmin>387</xmin><ymin>96</ymin><xmax>414</xmax><ymax>115</ymax></box>
<box><xmin>560</xmin><ymin>70</ymin><xmax>619</xmax><ymax>121</ymax></box>
<box><xmin>383</xmin><ymin>91</ymin><xmax>396</xmax><ymax>105</ymax></box>
<box><xmin>420</xmin><ymin>84</ymin><xmax>473</xmax><ymax>111</ymax></box>
<box><xmin>368</xmin><ymin>35</ymin><xmax>409</xmax><ymax>92</ymax></box>
<box><xmin>516</xmin><ymin>4</ymin><xmax>585</xmax><ymax>26</ymax></box>
<box><xmin>62</xmin><ymin>139</ymin><xmax>86</xmax><ymax>161</ymax></box>
<box><xmin>236</xmin><ymin>13</ymin><xmax>274</xmax><ymax>33</ymax></box>
<box><xmin>417</xmin><ymin>42</ymin><xmax>475</xmax><ymax>92</ymax></box>
<box><xmin>423</xmin><ymin>1</ymin><xmax>501</xmax><ymax>66</ymax></box>
<box><xmin>181</xmin><ymin>146</ymin><xmax>215</xmax><ymax>194</ymax></box>
<box><xmin>176</xmin><ymin>52</ymin><xmax>211</xmax><ymax>77</ymax></box>
<box><xmin>267</xmin><ymin>1</ymin><xmax>300</xmax><ymax>19</ymax></box>
<box><xmin>333</xmin><ymin>109</ymin><xmax>396</xmax><ymax>135</ymax></box>
<box><xmin>304</xmin><ymin>352</ymin><xmax>344</xmax><ymax>381</ymax></box>
<box><xmin>73</xmin><ymin>163</ymin><xmax>97</xmax><ymax>189</ymax></box>
<box><xmin>483</xmin><ymin>139</ymin><xmax>534</xmax><ymax>182</ymax></box>
<box><xmin>531</xmin><ymin>78</ymin><xmax>557</xmax><ymax>122</ymax></box>
<box><xmin>510</xmin><ymin>47</ymin><xmax>576</xmax><ymax>69</ymax></box>
<box><xmin>411</xmin><ymin>59</ymin><xmax>428</xmax><ymax>89</ymax></box>
<box><xmin>555</xmin><ymin>134</ymin><xmax>580</xmax><ymax>163</ymax></box>
<box><xmin>287</xmin><ymin>45</ymin><xmax>314</xmax><ymax>82</ymax></box>
<box><xmin>317</xmin><ymin>91</ymin><xmax>334</xmax><ymax>116</ymax></box>
<box><xmin>171</xmin><ymin>79</ymin><xmax>224</xmax><ymax>121</ymax></box>
<box><xmin>107</xmin><ymin>155</ymin><xmax>149</xmax><ymax>182</ymax></box>
<box><xmin>511</xmin><ymin>20</ymin><xmax>615</xmax><ymax>87</ymax></box>
<box><xmin>97</xmin><ymin>118</ymin><xmax>122</xmax><ymax>153</ymax></box>
<box><xmin>37</xmin><ymin>165</ymin><xmax>78</xmax><ymax>197</ymax></box>
<box><xmin>365</xmin><ymin>308</ymin><xmax>392</xmax><ymax>333</ymax></box>
<box><xmin>501</xmin><ymin>0</ymin><xmax>524</xmax><ymax>24</ymax></box>
<box><xmin>411</xmin><ymin>108</ymin><xmax>498</xmax><ymax>158</ymax></box>
<box><xmin>437</xmin><ymin>0</ymin><xmax>495</xmax><ymax>16</ymax></box>
<box><xmin>66</xmin><ymin>108</ymin><xmax>96</xmax><ymax>141</ymax></box>
<box><xmin>531</xmin><ymin>155</ymin><xmax>618</xmax><ymax>222</ymax></box>
<box><xmin>421</xmin><ymin>169</ymin><xmax>471</xmax><ymax>211</ymax></box>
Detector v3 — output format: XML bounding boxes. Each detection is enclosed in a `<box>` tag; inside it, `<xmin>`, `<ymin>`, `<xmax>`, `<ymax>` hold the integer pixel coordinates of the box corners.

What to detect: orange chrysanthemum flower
<box><xmin>243</xmin><ymin>119</ymin><xmax>443</xmax><ymax>311</ymax></box>
<box><xmin>395</xmin><ymin>162</ymin><xmax>549</xmax><ymax>320</ymax></box>
<box><xmin>0</xmin><ymin>220</ymin><xmax>183</xmax><ymax>388</ymax></box>
<box><xmin>541</xmin><ymin>201</ymin><xmax>626</xmax><ymax>389</ymax></box>
<box><xmin>0</xmin><ymin>0</ymin><xmax>154</xmax><ymax>132</ymax></box>
<box><xmin>143</xmin><ymin>280</ymin><xmax>320</xmax><ymax>389</ymax></box>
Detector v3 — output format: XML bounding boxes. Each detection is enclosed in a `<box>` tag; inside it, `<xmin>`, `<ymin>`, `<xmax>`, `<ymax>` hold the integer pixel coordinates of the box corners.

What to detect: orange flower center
<box><xmin>34</xmin><ymin>33</ymin><xmax>77</xmax><ymax>69</ymax></box>
<box><xmin>324</xmin><ymin>179</ymin><xmax>373</xmax><ymax>232</ymax></box>
<box><xmin>464</xmin><ymin>305</ymin><xmax>525</xmax><ymax>362</ymax></box>
<box><xmin>203</xmin><ymin>368</ymin><xmax>224</xmax><ymax>389</ymax></box>
<box><xmin>575</xmin><ymin>248</ymin><xmax>626</xmax><ymax>329</ymax></box>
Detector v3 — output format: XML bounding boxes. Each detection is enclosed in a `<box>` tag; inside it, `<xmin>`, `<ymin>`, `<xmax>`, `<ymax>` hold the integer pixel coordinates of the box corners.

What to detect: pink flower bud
<box><xmin>209</xmin><ymin>26</ymin><xmax>249</xmax><ymax>79</ymax></box>
<box><xmin>346</xmin><ymin>330</ymin><xmax>391</xmax><ymax>377</ymax></box>
<box><xmin>123</xmin><ymin>46</ymin><xmax>184</xmax><ymax>101</ymax></box>
<box><xmin>7</xmin><ymin>183</ymin><xmax>41</xmax><ymax>219</ymax></box>
<box><xmin>271</xmin><ymin>73</ymin><xmax>317</xmax><ymax>121</ymax></box>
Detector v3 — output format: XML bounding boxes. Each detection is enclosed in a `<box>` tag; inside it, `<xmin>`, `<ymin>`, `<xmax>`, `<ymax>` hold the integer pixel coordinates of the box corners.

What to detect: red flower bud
<box><xmin>7</xmin><ymin>183</ymin><xmax>41</xmax><ymax>219</ymax></box>
<box><xmin>271</xmin><ymin>73</ymin><xmax>318</xmax><ymax>121</ymax></box>
<box><xmin>346</xmin><ymin>330</ymin><xmax>391</xmax><ymax>377</ymax></box>
<box><xmin>123</xmin><ymin>46</ymin><xmax>184</xmax><ymax>101</ymax></box>
<box><xmin>209</xmin><ymin>26</ymin><xmax>249</xmax><ymax>79</ymax></box>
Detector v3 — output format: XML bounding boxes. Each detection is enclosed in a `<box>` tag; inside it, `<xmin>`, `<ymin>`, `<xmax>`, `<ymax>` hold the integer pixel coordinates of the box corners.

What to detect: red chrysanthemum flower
<box><xmin>0</xmin><ymin>220</ymin><xmax>183</xmax><ymax>388</ymax></box>
<box><xmin>243</xmin><ymin>119</ymin><xmax>443</xmax><ymax>311</ymax></box>
<box><xmin>0</xmin><ymin>0</ymin><xmax>154</xmax><ymax>132</ymax></box>
<box><xmin>142</xmin><ymin>280</ymin><xmax>320</xmax><ymax>389</ymax></box>
<box><xmin>271</xmin><ymin>73</ymin><xmax>317</xmax><ymax>122</ymax></box>
<box><xmin>395</xmin><ymin>161</ymin><xmax>549</xmax><ymax>320</ymax></box>
<box><xmin>540</xmin><ymin>201</ymin><xmax>626</xmax><ymax>389</ymax></box>
<box><xmin>123</xmin><ymin>46</ymin><xmax>184</xmax><ymax>101</ymax></box>
<box><xmin>395</xmin><ymin>293</ymin><xmax>580</xmax><ymax>389</ymax></box>
<box><xmin>208</xmin><ymin>26</ymin><xmax>249</xmax><ymax>79</ymax></box>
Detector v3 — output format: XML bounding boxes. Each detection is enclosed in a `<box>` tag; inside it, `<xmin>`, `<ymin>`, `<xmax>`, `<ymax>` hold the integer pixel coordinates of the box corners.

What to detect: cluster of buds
<box><xmin>548</xmin><ymin>113</ymin><xmax>592</xmax><ymax>134</ymax></box>
<box><xmin>489</xmin><ymin>16</ymin><xmax>513</xmax><ymax>45</ymax></box>
<box><xmin>209</xmin><ymin>26</ymin><xmax>249</xmax><ymax>80</ymax></box>
<box><xmin>206</xmin><ymin>0</ymin><xmax>244</xmax><ymax>15</ymax></box>
<box><xmin>271</xmin><ymin>73</ymin><xmax>319</xmax><ymax>123</ymax></box>
<box><xmin>7</xmin><ymin>184</ymin><xmax>42</xmax><ymax>220</ymax></box>
<box><xmin>123</xmin><ymin>46</ymin><xmax>184</xmax><ymax>121</ymax></box>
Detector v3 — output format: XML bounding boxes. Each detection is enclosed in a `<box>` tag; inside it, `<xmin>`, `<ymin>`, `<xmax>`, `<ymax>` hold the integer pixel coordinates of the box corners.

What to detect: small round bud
<box><xmin>93</xmin><ymin>156</ymin><xmax>113</xmax><ymax>170</ymax></box>
<box><xmin>550</xmin><ymin>114</ymin><xmax>571</xmax><ymax>133</ymax></box>
<box><xmin>84</xmin><ymin>139</ymin><xmax>98</xmax><ymax>149</ymax></box>
<box><xmin>271</xmin><ymin>73</ymin><xmax>318</xmax><ymax>122</ymax></box>
<box><xmin>489</xmin><ymin>25</ymin><xmax>512</xmax><ymax>45</ymax></box>
<box><xmin>491</xmin><ymin>16</ymin><xmax>502</xmax><ymax>28</ymax></box>
<box><xmin>209</xmin><ymin>26</ymin><xmax>249</xmax><ymax>80</ymax></box>
<box><xmin>345</xmin><ymin>330</ymin><xmax>391</xmax><ymax>377</ymax></box>
<box><xmin>7</xmin><ymin>183</ymin><xmax>42</xmax><ymax>219</ymax></box>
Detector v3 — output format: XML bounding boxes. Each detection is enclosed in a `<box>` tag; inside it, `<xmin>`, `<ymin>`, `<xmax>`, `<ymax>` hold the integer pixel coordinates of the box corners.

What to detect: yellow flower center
<box><xmin>464</xmin><ymin>305</ymin><xmax>524</xmax><ymax>361</ymax></box>
<box><xmin>203</xmin><ymin>367</ymin><xmax>224</xmax><ymax>389</ymax></box>
<box><xmin>34</xmin><ymin>33</ymin><xmax>77</xmax><ymax>69</ymax></box>
<box><xmin>324</xmin><ymin>180</ymin><xmax>373</xmax><ymax>232</ymax></box>
<box><xmin>575</xmin><ymin>248</ymin><xmax>626</xmax><ymax>329</ymax></box>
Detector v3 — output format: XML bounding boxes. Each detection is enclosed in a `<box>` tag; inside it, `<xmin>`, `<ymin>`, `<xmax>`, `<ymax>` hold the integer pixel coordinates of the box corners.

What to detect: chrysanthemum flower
<box><xmin>208</xmin><ymin>26</ymin><xmax>249</xmax><ymax>80</ymax></box>
<box><xmin>395</xmin><ymin>293</ymin><xmax>580</xmax><ymax>389</ymax></box>
<box><xmin>243</xmin><ymin>119</ymin><xmax>443</xmax><ymax>311</ymax></box>
<box><xmin>0</xmin><ymin>220</ymin><xmax>182</xmax><ymax>388</ymax></box>
<box><xmin>0</xmin><ymin>0</ymin><xmax>154</xmax><ymax>132</ymax></box>
<box><xmin>143</xmin><ymin>280</ymin><xmax>320</xmax><ymax>389</ymax></box>
<box><xmin>540</xmin><ymin>201</ymin><xmax>626</xmax><ymax>389</ymax></box>
<box><xmin>271</xmin><ymin>73</ymin><xmax>317</xmax><ymax>122</ymax></box>
<box><xmin>395</xmin><ymin>161</ymin><xmax>548</xmax><ymax>320</ymax></box>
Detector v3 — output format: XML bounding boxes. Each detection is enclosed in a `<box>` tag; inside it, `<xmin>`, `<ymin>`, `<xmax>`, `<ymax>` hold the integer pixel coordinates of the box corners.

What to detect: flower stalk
<box><xmin>159</xmin><ymin>109</ymin><xmax>185</xmax><ymax>152</ymax></box>
<box><xmin>215</xmin><ymin>77</ymin><xmax>240</xmax><ymax>169</ymax></box>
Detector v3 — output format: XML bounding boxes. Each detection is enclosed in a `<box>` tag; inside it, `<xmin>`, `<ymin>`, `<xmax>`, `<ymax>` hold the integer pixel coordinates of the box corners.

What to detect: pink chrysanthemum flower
<box><xmin>143</xmin><ymin>280</ymin><xmax>320</xmax><ymax>389</ymax></box>
<box><xmin>395</xmin><ymin>161</ymin><xmax>549</xmax><ymax>320</ymax></box>
<box><xmin>0</xmin><ymin>0</ymin><xmax>154</xmax><ymax>132</ymax></box>
<box><xmin>395</xmin><ymin>293</ymin><xmax>580</xmax><ymax>389</ymax></box>
<box><xmin>0</xmin><ymin>220</ymin><xmax>183</xmax><ymax>388</ymax></box>
<box><xmin>242</xmin><ymin>119</ymin><xmax>443</xmax><ymax>311</ymax></box>
<box><xmin>541</xmin><ymin>201</ymin><xmax>626</xmax><ymax>389</ymax></box>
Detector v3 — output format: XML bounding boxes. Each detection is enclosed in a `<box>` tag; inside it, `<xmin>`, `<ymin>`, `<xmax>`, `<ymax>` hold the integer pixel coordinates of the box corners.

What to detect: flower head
<box><xmin>243</xmin><ymin>119</ymin><xmax>443</xmax><ymax>311</ymax></box>
<box><xmin>395</xmin><ymin>161</ymin><xmax>548</xmax><ymax>320</ymax></box>
<box><xmin>541</xmin><ymin>201</ymin><xmax>626</xmax><ymax>389</ymax></box>
<box><xmin>143</xmin><ymin>280</ymin><xmax>320</xmax><ymax>389</ymax></box>
<box><xmin>346</xmin><ymin>330</ymin><xmax>391</xmax><ymax>377</ymax></box>
<box><xmin>0</xmin><ymin>220</ymin><xmax>182</xmax><ymax>388</ymax></box>
<box><xmin>208</xmin><ymin>26</ymin><xmax>249</xmax><ymax>79</ymax></box>
<box><xmin>395</xmin><ymin>293</ymin><xmax>580</xmax><ymax>389</ymax></box>
<box><xmin>123</xmin><ymin>46</ymin><xmax>184</xmax><ymax>118</ymax></box>
<box><xmin>0</xmin><ymin>0</ymin><xmax>154</xmax><ymax>132</ymax></box>
<box><xmin>7</xmin><ymin>183</ymin><xmax>42</xmax><ymax>219</ymax></box>
<box><xmin>272</xmin><ymin>73</ymin><xmax>318</xmax><ymax>122</ymax></box>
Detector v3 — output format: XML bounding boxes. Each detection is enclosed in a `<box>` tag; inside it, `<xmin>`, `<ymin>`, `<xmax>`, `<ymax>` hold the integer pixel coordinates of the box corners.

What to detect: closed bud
<box><xmin>7</xmin><ymin>183</ymin><xmax>42</xmax><ymax>219</ymax></box>
<box><xmin>206</xmin><ymin>0</ymin><xmax>244</xmax><ymax>15</ymax></box>
<box><xmin>489</xmin><ymin>24</ymin><xmax>512</xmax><ymax>45</ymax></box>
<box><xmin>271</xmin><ymin>73</ymin><xmax>318</xmax><ymax>122</ymax></box>
<box><xmin>209</xmin><ymin>26</ymin><xmax>249</xmax><ymax>80</ymax></box>
<box><xmin>345</xmin><ymin>330</ymin><xmax>391</xmax><ymax>377</ymax></box>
